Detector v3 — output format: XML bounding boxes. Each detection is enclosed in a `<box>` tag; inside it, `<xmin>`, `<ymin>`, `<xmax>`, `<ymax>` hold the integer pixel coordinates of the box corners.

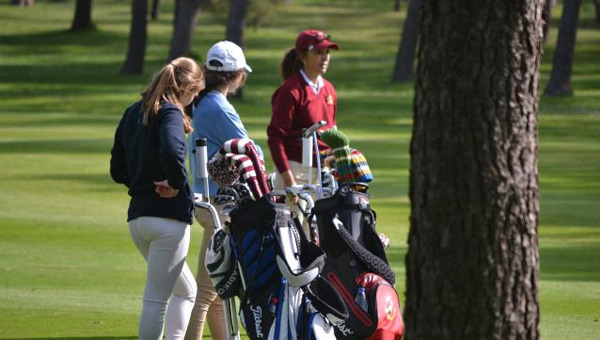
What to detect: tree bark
<box><xmin>168</xmin><ymin>0</ymin><xmax>205</xmax><ymax>61</ymax></box>
<box><xmin>226</xmin><ymin>0</ymin><xmax>250</xmax><ymax>100</ymax></box>
<box><xmin>71</xmin><ymin>0</ymin><xmax>93</xmax><ymax>31</ymax></box>
<box><xmin>392</xmin><ymin>0</ymin><xmax>421</xmax><ymax>83</ymax></box>
<box><xmin>121</xmin><ymin>0</ymin><xmax>148</xmax><ymax>75</ymax></box>
<box><xmin>544</xmin><ymin>0</ymin><xmax>582</xmax><ymax>96</ymax></box>
<box><xmin>394</xmin><ymin>0</ymin><xmax>401</xmax><ymax>12</ymax></box>
<box><xmin>151</xmin><ymin>0</ymin><xmax>160</xmax><ymax>20</ymax></box>
<box><xmin>594</xmin><ymin>0</ymin><xmax>600</xmax><ymax>23</ymax></box>
<box><xmin>405</xmin><ymin>0</ymin><xmax>542</xmax><ymax>338</ymax></box>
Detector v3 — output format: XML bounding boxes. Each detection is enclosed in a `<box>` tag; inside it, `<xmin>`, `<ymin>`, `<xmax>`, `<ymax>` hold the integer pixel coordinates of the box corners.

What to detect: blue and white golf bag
<box><xmin>207</xmin><ymin>192</ymin><xmax>348</xmax><ymax>340</ymax></box>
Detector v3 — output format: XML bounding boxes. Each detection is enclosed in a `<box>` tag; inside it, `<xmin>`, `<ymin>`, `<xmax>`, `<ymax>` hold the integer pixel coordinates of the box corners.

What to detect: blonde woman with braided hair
<box><xmin>110</xmin><ymin>57</ymin><xmax>204</xmax><ymax>340</ymax></box>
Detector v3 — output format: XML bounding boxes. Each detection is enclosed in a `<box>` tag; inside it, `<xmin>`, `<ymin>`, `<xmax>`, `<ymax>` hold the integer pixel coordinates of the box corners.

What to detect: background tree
<box><xmin>404</xmin><ymin>0</ymin><xmax>542</xmax><ymax>338</ymax></box>
<box><xmin>11</xmin><ymin>0</ymin><xmax>34</xmax><ymax>6</ymax></box>
<box><xmin>542</xmin><ymin>0</ymin><xmax>556</xmax><ymax>42</ymax></box>
<box><xmin>168</xmin><ymin>0</ymin><xmax>206</xmax><ymax>61</ymax></box>
<box><xmin>71</xmin><ymin>0</ymin><xmax>94</xmax><ymax>31</ymax></box>
<box><xmin>594</xmin><ymin>0</ymin><xmax>600</xmax><ymax>22</ymax></box>
<box><xmin>544</xmin><ymin>0</ymin><xmax>583</xmax><ymax>95</ymax></box>
<box><xmin>121</xmin><ymin>0</ymin><xmax>148</xmax><ymax>74</ymax></box>
<box><xmin>392</xmin><ymin>0</ymin><xmax>421</xmax><ymax>82</ymax></box>
<box><xmin>226</xmin><ymin>0</ymin><xmax>250</xmax><ymax>100</ymax></box>
<box><xmin>151</xmin><ymin>0</ymin><xmax>160</xmax><ymax>20</ymax></box>
<box><xmin>226</xmin><ymin>0</ymin><xmax>250</xmax><ymax>48</ymax></box>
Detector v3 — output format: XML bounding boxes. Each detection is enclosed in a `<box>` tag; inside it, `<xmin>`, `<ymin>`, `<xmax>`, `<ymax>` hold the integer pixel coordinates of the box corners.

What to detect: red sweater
<box><xmin>267</xmin><ymin>72</ymin><xmax>337</xmax><ymax>173</ymax></box>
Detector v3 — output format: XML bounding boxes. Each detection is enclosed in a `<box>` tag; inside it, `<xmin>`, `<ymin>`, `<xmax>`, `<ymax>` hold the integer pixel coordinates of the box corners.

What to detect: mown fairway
<box><xmin>0</xmin><ymin>0</ymin><xmax>598</xmax><ymax>338</ymax></box>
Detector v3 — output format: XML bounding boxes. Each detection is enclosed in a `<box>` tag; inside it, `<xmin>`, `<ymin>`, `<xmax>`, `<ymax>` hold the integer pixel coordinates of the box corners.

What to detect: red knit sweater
<box><xmin>267</xmin><ymin>72</ymin><xmax>337</xmax><ymax>173</ymax></box>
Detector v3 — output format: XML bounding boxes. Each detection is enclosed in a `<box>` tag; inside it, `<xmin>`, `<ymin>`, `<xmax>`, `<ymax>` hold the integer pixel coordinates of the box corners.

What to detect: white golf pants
<box><xmin>128</xmin><ymin>216</ymin><xmax>197</xmax><ymax>340</ymax></box>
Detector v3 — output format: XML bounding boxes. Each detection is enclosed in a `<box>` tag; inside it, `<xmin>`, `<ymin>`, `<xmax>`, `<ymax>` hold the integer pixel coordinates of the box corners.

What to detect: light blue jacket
<box><xmin>189</xmin><ymin>90</ymin><xmax>263</xmax><ymax>196</ymax></box>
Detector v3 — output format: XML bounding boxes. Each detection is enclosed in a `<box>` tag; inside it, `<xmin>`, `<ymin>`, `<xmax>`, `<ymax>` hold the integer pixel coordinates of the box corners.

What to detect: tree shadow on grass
<box><xmin>0</xmin><ymin>62</ymin><xmax>146</xmax><ymax>87</ymax></box>
<box><xmin>539</xmin><ymin>243</ymin><xmax>600</xmax><ymax>282</ymax></box>
<box><xmin>0</xmin><ymin>139</ymin><xmax>112</xmax><ymax>154</ymax></box>
<box><xmin>384</xmin><ymin>236</ymin><xmax>600</xmax><ymax>283</ymax></box>
<box><xmin>0</xmin><ymin>29</ymin><xmax>125</xmax><ymax>52</ymax></box>
<box><xmin>14</xmin><ymin>173</ymin><xmax>117</xmax><ymax>189</ymax></box>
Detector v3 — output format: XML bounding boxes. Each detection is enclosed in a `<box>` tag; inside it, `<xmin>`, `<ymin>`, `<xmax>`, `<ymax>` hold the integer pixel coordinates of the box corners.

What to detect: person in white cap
<box><xmin>185</xmin><ymin>41</ymin><xmax>261</xmax><ymax>340</ymax></box>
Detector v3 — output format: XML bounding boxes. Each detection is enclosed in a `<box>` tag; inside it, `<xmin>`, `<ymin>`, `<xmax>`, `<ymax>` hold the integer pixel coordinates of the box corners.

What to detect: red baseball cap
<box><xmin>295</xmin><ymin>30</ymin><xmax>340</xmax><ymax>52</ymax></box>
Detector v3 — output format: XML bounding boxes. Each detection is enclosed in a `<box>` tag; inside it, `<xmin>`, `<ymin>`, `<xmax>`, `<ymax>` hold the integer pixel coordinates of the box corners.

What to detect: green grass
<box><xmin>0</xmin><ymin>0</ymin><xmax>599</xmax><ymax>338</ymax></box>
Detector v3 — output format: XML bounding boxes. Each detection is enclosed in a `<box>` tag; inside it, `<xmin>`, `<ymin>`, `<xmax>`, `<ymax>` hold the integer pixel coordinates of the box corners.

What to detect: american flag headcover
<box><xmin>222</xmin><ymin>138</ymin><xmax>270</xmax><ymax>196</ymax></box>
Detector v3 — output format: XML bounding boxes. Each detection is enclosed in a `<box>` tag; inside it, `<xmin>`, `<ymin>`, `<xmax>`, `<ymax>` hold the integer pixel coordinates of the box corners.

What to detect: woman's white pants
<box><xmin>129</xmin><ymin>216</ymin><xmax>197</xmax><ymax>340</ymax></box>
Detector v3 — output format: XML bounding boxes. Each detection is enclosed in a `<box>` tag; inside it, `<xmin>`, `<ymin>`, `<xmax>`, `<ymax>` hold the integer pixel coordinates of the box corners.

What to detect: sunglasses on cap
<box><xmin>313</xmin><ymin>32</ymin><xmax>331</xmax><ymax>42</ymax></box>
<box><xmin>296</xmin><ymin>29</ymin><xmax>340</xmax><ymax>51</ymax></box>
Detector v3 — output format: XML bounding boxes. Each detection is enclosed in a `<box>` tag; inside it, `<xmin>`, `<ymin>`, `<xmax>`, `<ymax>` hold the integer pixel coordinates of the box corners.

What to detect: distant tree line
<box><xmin>392</xmin><ymin>0</ymin><xmax>596</xmax><ymax>96</ymax></box>
<box><xmin>58</xmin><ymin>0</ymin><xmax>275</xmax><ymax>76</ymax></box>
<box><xmin>12</xmin><ymin>0</ymin><xmax>595</xmax><ymax>95</ymax></box>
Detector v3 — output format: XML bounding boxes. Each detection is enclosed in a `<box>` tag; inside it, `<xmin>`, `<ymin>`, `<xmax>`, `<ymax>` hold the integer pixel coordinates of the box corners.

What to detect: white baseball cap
<box><xmin>206</xmin><ymin>41</ymin><xmax>252</xmax><ymax>73</ymax></box>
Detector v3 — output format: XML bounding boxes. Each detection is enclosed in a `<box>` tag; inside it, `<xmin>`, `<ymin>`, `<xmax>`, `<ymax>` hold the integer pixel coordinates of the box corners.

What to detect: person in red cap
<box><xmin>267</xmin><ymin>29</ymin><xmax>340</xmax><ymax>230</ymax></box>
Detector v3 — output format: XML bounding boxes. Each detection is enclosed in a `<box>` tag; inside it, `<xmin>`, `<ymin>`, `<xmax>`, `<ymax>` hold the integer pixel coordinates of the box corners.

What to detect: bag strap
<box><xmin>333</xmin><ymin>219</ymin><xmax>396</xmax><ymax>285</ymax></box>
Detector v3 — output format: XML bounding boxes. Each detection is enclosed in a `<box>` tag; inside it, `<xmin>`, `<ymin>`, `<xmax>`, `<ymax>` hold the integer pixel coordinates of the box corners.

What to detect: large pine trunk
<box><xmin>71</xmin><ymin>0</ymin><xmax>93</xmax><ymax>31</ymax></box>
<box><xmin>392</xmin><ymin>0</ymin><xmax>421</xmax><ymax>83</ymax></box>
<box><xmin>405</xmin><ymin>0</ymin><xmax>542</xmax><ymax>338</ymax></box>
<box><xmin>121</xmin><ymin>0</ymin><xmax>148</xmax><ymax>75</ymax></box>
<box><xmin>544</xmin><ymin>0</ymin><xmax>582</xmax><ymax>96</ymax></box>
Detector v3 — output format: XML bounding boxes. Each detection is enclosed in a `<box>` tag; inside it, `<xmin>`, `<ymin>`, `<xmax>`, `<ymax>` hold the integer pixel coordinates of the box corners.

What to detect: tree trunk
<box><xmin>542</xmin><ymin>0</ymin><xmax>552</xmax><ymax>43</ymax></box>
<box><xmin>226</xmin><ymin>0</ymin><xmax>250</xmax><ymax>48</ymax></box>
<box><xmin>394</xmin><ymin>0</ymin><xmax>401</xmax><ymax>12</ymax></box>
<box><xmin>226</xmin><ymin>0</ymin><xmax>250</xmax><ymax>100</ymax></box>
<box><xmin>121</xmin><ymin>0</ymin><xmax>148</xmax><ymax>75</ymax></box>
<box><xmin>168</xmin><ymin>0</ymin><xmax>204</xmax><ymax>61</ymax></box>
<box><xmin>71</xmin><ymin>0</ymin><xmax>93</xmax><ymax>31</ymax></box>
<box><xmin>544</xmin><ymin>0</ymin><xmax>582</xmax><ymax>96</ymax></box>
<box><xmin>151</xmin><ymin>0</ymin><xmax>160</xmax><ymax>20</ymax></box>
<box><xmin>405</xmin><ymin>0</ymin><xmax>542</xmax><ymax>338</ymax></box>
<box><xmin>594</xmin><ymin>0</ymin><xmax>600</xmax><ymax>23</ymax></box>
<box><xmin>392</xmin><ymin>0</ymin><xmax>421</xmax><ymax>83</ymax></box>
<box><xmin>11</xmin><ymin>0</ymin><xmax>34</xmax><ymax>5</ymax></box>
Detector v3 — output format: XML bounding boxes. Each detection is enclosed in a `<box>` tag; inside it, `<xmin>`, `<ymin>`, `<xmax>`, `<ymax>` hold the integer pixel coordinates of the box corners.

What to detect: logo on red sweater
<box><xmin>326</xmin><ymin>95</ymin><xmax>334</xmax><ymax>105</ymax></box>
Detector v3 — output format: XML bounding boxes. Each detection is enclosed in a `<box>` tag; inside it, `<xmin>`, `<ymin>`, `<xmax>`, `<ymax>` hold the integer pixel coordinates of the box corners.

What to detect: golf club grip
<box><xmin>302</xmin><ymin>136</ymin><xmax>313</xmax><ymax>167</ymax></box>
<box><xmin>302</xmin><ymin>120</ymin><xmax>326</xmax><ymax>138</ymax></box>
<box><xmin>195</xmin><ymin>138</ymin><xmax>208</xmax><ymax>179</ymax></box>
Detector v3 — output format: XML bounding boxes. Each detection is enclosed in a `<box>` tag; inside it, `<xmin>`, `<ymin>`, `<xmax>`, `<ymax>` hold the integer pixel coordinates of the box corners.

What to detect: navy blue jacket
<box><xmin>110</xmin><ymin>101</ymin><xmax>194</xmax><ymax>224</ymax></box>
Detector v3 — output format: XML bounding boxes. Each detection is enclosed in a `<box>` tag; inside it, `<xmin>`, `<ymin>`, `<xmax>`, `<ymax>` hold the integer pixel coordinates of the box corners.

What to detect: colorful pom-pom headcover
<box><xmin>320</xmin><ymin>129</ymin><xmax>373</xmax><ymax>183</ymax></box>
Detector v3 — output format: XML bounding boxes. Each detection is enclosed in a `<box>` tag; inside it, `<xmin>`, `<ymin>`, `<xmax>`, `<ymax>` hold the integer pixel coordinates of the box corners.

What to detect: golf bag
<box><xmin>225</xmin><ymin>193</ymin><xmax>348</xmax><ymax>340</ymax></box>
<box><xmin>312</xmin><ymin>183</ymin><xmax>404</xmax><ymax>339</ymax></box>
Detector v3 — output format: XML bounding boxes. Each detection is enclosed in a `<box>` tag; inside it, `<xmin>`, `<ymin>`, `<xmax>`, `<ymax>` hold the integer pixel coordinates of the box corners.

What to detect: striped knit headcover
<box><xmin>320</xmin><ymin>130</ymin><xmax>373</xmax><ymax>183</ymax></box>
<box><xmin>320</xmin><ymin>129</ymin><xmax>353</xmax><ymax>183</ymax></box>
<box><xmin>212</xmin><ymin>138</ymin><xmax>270</xmax><ymax>199</ymax></box>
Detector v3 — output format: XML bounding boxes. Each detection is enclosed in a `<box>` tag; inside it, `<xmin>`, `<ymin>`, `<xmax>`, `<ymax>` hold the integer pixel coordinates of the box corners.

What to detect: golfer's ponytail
<box><xmin>280</xmin><ymin>47</ymin><xmax>303</xmax><ymax>81</ymax></box>
<box><xmin>141</xmin><ymin>57</ymin><xmax>203</xmax><ymax>133</ymax></box>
